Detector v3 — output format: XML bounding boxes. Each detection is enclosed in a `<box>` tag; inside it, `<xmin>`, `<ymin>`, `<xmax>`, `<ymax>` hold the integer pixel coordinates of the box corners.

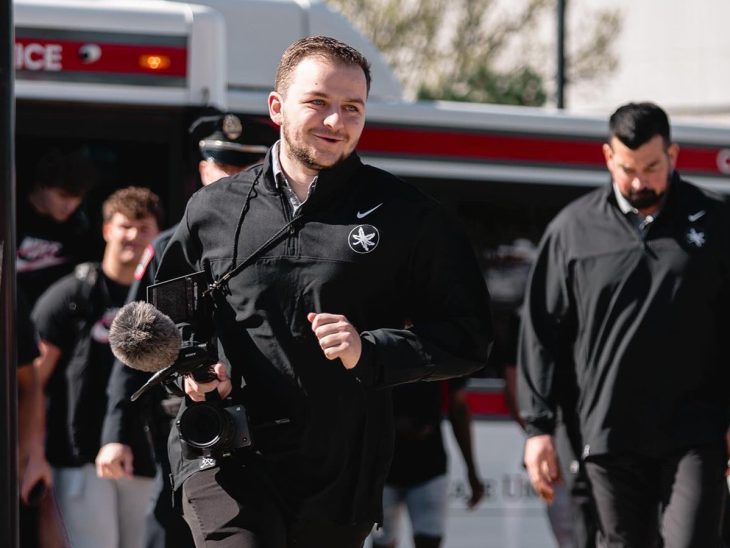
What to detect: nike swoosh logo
<box><xmin>688</xmin><ymin>210</ymin><xmax>706</xmax><ymax>222</ymax></box>
<box><xmin>356</xmin><ymin>203</ymin><xmax>383</xmax><ymax>219</ymax></box>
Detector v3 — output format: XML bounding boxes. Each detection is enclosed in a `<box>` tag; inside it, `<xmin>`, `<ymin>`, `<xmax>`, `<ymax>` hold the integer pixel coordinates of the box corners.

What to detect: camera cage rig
<box><xmin>129</xmin><ymin>270</ymin><xmax>217</xmax><ymax>402</ymax></box>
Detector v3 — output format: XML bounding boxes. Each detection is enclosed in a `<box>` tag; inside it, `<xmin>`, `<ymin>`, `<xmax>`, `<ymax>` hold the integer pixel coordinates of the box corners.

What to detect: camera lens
<box><xmin>178</xmin><ymin>402</ymin><xmax>229</xmax><ymax>450</ymax></box>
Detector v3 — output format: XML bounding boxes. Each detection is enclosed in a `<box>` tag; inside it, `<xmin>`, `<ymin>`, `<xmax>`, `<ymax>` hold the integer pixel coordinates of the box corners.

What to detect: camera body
<box><xmin>177</xmin><ymin>399</ymin><xmax>253</xmax><ymax>459</ymax></box>
<box><xmin>147</xmin><ymin>271</ymin><xmax>253</xmax><ymax>458</ymax></box>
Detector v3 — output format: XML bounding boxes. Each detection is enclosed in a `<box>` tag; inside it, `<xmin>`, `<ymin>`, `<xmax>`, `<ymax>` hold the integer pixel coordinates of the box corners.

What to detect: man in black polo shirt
<box><xmin>153</xmin><ymin>36</ymin><xmax>492</xmax><ymax>547</ymax></box>
<box><xmin>519</xmin><ymin>102</ymin><xmax>730</xmax><ymax>547</ymax></box>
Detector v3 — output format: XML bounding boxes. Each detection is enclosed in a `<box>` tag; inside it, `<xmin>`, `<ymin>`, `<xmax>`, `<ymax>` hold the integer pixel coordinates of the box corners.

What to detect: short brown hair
<box><xmin>102</xmin><ymin>186</ymin><xmax>164</xmax><ymax>227</ymax></box>
<box><xmin>275</xmin><ymin>35</ymin><xmax>371</xmax><ymax>96</ymax></box>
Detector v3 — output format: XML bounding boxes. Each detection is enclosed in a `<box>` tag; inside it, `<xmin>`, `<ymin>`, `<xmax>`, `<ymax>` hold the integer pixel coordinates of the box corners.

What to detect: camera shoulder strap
<box><xmin>71</xmin><ymin>261</ymin><xmax>106</xmax><ymax>321</ymax></box>
<box><xmin>205</xmin><ymin>215</ymin><xmax>300</xmax><ymax>299</ymax></box>
<box><xmin>204</xmin><ymin>170</ymin><xmax>302</xmax><ymax>299</ymax></box>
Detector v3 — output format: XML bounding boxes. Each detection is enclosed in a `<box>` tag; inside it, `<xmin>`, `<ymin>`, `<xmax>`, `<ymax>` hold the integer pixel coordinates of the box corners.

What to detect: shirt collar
<box><xmin>612</xmin><ymin>181</ymin><xmax>669</xmax><ymax>219</ymax></box>
<box><xmin>271</xmin><ymin>140</ymin><xmax>286</xmax><ymax>189</ymax></box>
<box><xmin>611</xmin><ymin>174</ymin><xmax>677</xmax><ymax>234</ymax></box>
<box><xmin>271</xmin><ymin>140</ymin><xmax>318</xmax><ymax>213</ymax></box>
<box><xmin>613</xmin><ymin>183</ymin><xmax>637</xmax><ymax>215</ymax></box>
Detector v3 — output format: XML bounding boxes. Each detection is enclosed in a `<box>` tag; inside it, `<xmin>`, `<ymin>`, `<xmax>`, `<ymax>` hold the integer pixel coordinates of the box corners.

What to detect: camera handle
<box><xmin>204</xmin><ymin>386</ymin><xmax>222</xmax><ymax>402</ymax></box>
<box><xmin>191</xmin><ymin>365</ymin><xmax>218</xmax><ymax>384</ymax></box>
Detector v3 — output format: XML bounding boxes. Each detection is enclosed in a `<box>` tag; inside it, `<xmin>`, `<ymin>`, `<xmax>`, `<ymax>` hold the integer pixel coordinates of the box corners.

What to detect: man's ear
<box><xmin>101</xmin><ymin>220</ymin><xmax>111</xmax><ymax>243</ymax></box>
<box><xmin>667</xmin><ymin>143</ymin><xmax>680</xmax><ymax>170</ymax></box>
<box><xmin>198</xmin><ymin>160</ymin><xmax>210</xmax><ymax>183</ymax></box>
<box><xmin>268</xmin><ymin>91</ymin><xmax>283</xmax><ymax>126</ymax></box>
<box><xmin>602</xmin><ymin>143</ymin><xmax>614</xmax><ymax>169</ymax></box>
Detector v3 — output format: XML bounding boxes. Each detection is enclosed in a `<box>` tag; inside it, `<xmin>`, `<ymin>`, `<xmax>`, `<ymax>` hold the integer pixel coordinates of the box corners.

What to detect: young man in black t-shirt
<box><xmin>17</xmin><ymin>147</ymin><xmax>97</xmax><ymax>306</ymax></box>
<box><xmin>31</xmin><ymin>187</ymin><xmax>162</xmax><ymax>548</ymax></box>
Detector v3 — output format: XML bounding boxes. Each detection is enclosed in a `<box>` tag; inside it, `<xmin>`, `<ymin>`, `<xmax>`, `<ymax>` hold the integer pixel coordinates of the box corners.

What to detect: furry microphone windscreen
<box><xmin>109</xmin><ymin>301</ymin><xmax>182</xmax><ymax>373</ymax></box>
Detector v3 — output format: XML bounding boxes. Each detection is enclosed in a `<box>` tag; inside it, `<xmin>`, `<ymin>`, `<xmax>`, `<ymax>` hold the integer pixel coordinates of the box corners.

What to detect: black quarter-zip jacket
<box><xmin>156</xmin><ymin>150</ymin><xmax>493</xmax><ymax>524</ymax></box>
<box><xmin>519</xmin><ymin>173</ymin><xmax>730</xmax><ymax>458</ymax></box>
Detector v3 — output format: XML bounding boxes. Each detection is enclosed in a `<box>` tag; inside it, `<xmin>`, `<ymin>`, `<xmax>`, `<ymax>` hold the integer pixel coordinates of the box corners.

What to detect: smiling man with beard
<box><xmin>152</xmin><ymin>36</ymin><xmax>493</xmax><ymax>548</ymax></box>
<box><xmin>519</xmin><ymin>102</ymin><xmax>730</xmax><ymax>547</ymax></box>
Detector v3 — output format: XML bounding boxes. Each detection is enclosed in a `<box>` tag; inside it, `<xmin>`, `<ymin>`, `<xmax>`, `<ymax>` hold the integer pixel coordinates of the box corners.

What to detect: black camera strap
<box><xmin>204</xmin><ymin>216</ymin><xmax>301</xmax><ymax>300</ymax></box>
<box><xmin>204</xmin><ymin>169</ymin><xmax>302</xmax><ymax>299</ymax></box>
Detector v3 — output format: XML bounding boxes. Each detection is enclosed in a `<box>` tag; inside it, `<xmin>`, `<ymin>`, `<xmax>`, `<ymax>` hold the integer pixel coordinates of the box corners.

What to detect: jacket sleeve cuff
<box><xmin>347</xmin><ymin>336</ymin><xmax>377</xmax><ymax>387</ymax></box>
<box><xmin>100</xmin><ymin>415</ymin><xmax>126</xmax><ymax>445</ymax></box>
<box><xmin>523</xmin><ymin>420</ymin><xmax>555</xmax><ymax>438</ymax></box>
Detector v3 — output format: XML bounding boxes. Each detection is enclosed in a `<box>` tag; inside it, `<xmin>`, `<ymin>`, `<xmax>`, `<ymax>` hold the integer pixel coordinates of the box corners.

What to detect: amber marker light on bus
<box><xmin>139</xmin><ymin>54</ymin><xmax>171</xmax><ymax>71</ymax></box>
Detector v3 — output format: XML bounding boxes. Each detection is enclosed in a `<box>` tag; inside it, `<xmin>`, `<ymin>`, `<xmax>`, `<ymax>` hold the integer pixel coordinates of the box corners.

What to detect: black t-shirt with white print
<box><xmin>32</xmin><ymin>267</ymin><xmax>130</xmax><ymax>467</ymax></box>
<box><xmin>17</xmin><ymin>197</ymin><xmax>93</xmax><ymax>307</ymax></box>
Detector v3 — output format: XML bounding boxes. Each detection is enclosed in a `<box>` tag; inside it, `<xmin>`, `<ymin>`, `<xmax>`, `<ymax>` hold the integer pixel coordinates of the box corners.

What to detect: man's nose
<box><xmin>631</xmin><ymin>175</ymin><xmax>647</xmax><ymax>190</ymax></box>
<box><xmin>63</xmin><ymin>199</ymin><xmax>79</xmax><ymax>213</ymax></box>
<box><xmin>323</xmin><ymin>108</ymin><xmax>344</xmax><ymax>130</ymax></box>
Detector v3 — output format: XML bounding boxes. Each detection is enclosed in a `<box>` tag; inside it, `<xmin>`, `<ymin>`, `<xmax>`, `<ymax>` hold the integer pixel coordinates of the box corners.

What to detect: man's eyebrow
<box><xmin>305</xmin><ymin>91</ymin><xmax>365</xmax><ymax>105</ymax></box>
<box><xmin>619</xmin><ymin>158</ymin><xmax>660</xmax><ymax>170</ymax></box>
<box><xmin>638</xmin><ymin>159</ymin><xmax>661</xmax><ymax>170</ymax></box>
<box><xmin>344</xmin><ymin>96</ymin><xmax>366</xmax><ymax>106</ymax></box>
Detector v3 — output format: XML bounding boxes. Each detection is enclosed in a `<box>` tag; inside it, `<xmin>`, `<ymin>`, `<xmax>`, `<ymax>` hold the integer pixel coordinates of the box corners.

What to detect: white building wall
<box><xmin>567</xmin><ymin>0</ymin><xmax>730</xmax><ymax>123</ymax></box>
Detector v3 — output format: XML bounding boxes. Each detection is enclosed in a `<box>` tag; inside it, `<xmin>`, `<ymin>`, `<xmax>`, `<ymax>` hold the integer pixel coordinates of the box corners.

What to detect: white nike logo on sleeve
<box><xmin>356</xmin><ymin>203</ymin><xmax>383</xmax><ymax>219</ymax></box>
<box><xmin>688</xmin><ymin>210</ymin><xmax>706</xmax><ymax>222</ymax></box>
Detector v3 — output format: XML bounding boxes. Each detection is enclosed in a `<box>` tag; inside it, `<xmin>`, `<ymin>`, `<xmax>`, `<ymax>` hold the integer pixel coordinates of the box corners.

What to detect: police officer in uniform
<box><xmin>191</xmin><ymin>112</ymin><xmax>271</xmax><ymax>188</ymax></box>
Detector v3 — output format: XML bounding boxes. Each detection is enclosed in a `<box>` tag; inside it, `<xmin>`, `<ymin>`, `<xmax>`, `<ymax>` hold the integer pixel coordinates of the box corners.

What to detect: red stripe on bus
<box><xmin>359</xmin><ymin>126</ymin><xmax>728</xmax><ymax>176</ymax></box>
<box><xmin>465</xmin><ymin>391</ymin><xmax>511</xmax><ymax>418</ymax></box>
<box><xmin>15</xmin><ymin>38</ymin><xmax>187</xmax><ymax>77</ymax></box>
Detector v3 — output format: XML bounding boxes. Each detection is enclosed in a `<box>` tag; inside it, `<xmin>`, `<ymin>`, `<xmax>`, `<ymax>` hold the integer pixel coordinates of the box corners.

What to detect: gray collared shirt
<box><xmin>271</xmin><ymin>140</ymin><xmax>318</xmax><ymax>215</ymax></box>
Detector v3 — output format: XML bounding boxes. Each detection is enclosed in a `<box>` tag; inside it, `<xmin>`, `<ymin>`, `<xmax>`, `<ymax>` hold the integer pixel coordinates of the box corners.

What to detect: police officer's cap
<box><xmin>189</xmin><ymin>113</ymin><xmax>269</xmax><ymax>167</ymax></box>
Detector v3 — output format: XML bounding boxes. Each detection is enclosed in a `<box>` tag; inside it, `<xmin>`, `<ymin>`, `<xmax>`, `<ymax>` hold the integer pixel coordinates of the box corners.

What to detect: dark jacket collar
<box><xmin>260</xmin><ymin>147</ymin><xmax>363</xmax><ymax>199</ymax></box>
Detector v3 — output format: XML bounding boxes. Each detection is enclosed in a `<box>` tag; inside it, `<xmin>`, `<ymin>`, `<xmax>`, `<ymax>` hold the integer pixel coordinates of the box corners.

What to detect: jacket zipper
<box><xmin>279</xmin><ymin>192</ymin><xmax>298</xmax><ymax>255</ymax></box>
<box><xmin>615</xmin><ymin>204</ymin><xmax>654</xmax><ymax>251</ymax></box>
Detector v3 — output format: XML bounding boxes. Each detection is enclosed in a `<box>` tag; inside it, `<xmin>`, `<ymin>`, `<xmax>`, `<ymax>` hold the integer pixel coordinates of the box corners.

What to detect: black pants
<box><xmin>144</xmin><ymin>401</ymin><xmax>196</xmax><ymax>548</ymax></box>
<box><xmin>181</xmin><ymin>464</ymin><xmax>372</xmax><ymax>548</ymax></box>
<box><xmin>555</xmin><ymin>422</ymin><xmax>598</xmax><ymax>548</ymax></box>
<box><xmin>584</xmin><ymin>445</ymin><xmax>726</xmax><ymax>548</ymax></box>
<box><xmin>19</xmin><ymin>504</ymin><xmax>38</xmax><ymax>548</ymax></box>
<box><xmin>145</xmin><ymin>469</ymin><xmax>196</xmax><ymax>548</ymax></box>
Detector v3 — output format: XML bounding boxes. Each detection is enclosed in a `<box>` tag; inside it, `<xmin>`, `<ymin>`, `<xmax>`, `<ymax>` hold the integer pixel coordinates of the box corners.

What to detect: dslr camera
<box><xmin>147</xmin><ymin>271</ymin><xmax>253</xmax><ymax>458</ymax></box>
